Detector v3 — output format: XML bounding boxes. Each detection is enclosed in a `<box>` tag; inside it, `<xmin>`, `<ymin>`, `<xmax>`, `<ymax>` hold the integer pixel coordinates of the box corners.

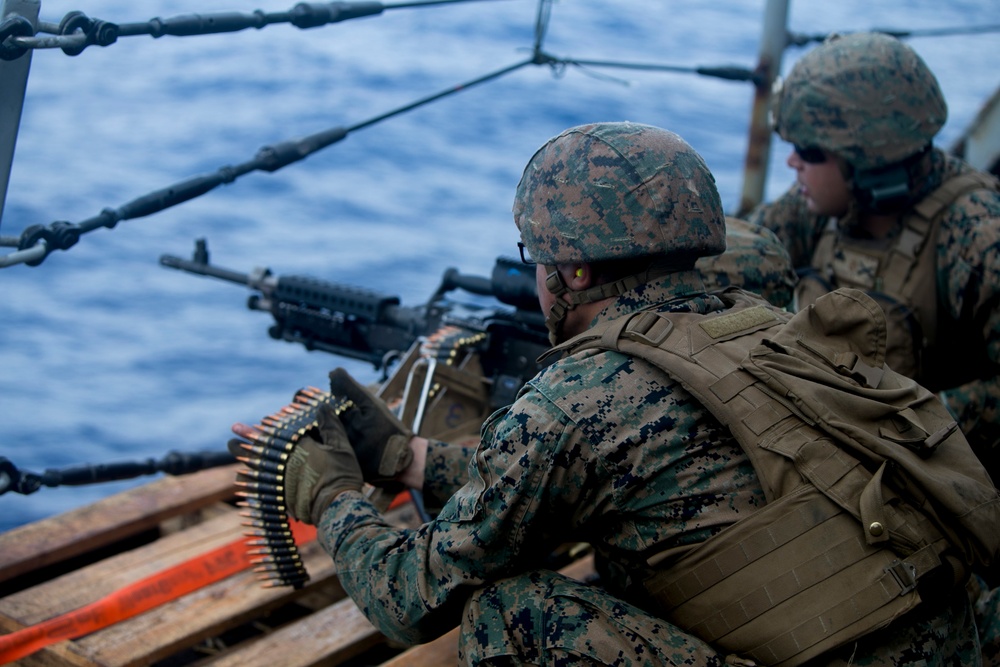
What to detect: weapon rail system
<box><xmin>159</xmin><ymin>238</ymin><xmax>551</xmax><ymax>408</ymax></box>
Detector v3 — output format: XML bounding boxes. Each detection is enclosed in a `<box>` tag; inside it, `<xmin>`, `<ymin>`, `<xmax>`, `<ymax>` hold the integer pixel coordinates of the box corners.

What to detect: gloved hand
<box><xmin>328</xmin><ymin>367</ymin><xmax>414</xmax><ymax>489</ymax></box>
<box><xmin>229</xmin><ymin>402</ymin><xmax>363</xmax><ymax>525</ymax></box>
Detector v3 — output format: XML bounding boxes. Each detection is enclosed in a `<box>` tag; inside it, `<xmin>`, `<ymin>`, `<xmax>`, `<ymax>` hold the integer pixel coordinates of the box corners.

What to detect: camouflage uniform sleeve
<box><xmin>421</xmin><ymin>437</ymin><xmax>476</xmax><ymax>508</ymax></box>
<box><xmin>746</xmin><ymin>182</ymin><xmax>827</xmax><ymax>267</ymax></box>
<box><xmin>316</xmin><ymin>389</ymin><xmax>599</xmax><ymax>646</ymax></box>
<box><xmin>937</xmin><ymin>188</ymin><xmax>1000</xmax><ymax>452</ymax></box>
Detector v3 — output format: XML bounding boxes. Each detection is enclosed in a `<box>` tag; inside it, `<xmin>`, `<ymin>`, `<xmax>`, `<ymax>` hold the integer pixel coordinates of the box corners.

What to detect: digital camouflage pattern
<box><xmin>321</xmin><ymin>270</ymin><xmax>761</xmax><ymax>657</ymax></box>
<box><xmin>971</xmin><ymin>575</ymin><xmax>1000</xmax><ymax>667</ymax></box>
<box><xmin>513</xmin><ymin>122</ymin><xmax>726</xmax><ymax>266</ymax></box>
<box><xmin>773</xmin><ymin>32</ymin><xmax>947</xmax><ymax>170</ymax></box>
<box><xmin>460</xmin><ymin>569</ymin><xmax>723</xmax><ymax>666</ymax></box>
<box><xmin>749</xmin><ymin>149</ymin><xmax>1000</xmax><ymax>475</ymax></box>
<box><xmin>317</xmin><ymin>270</ymin><xmax>982</xmax><ymax>664</ymax></box>
<box><xmin>697</xmin><ymin>216</ymin><xmax>796</xmax><ymax>308</ymax></box>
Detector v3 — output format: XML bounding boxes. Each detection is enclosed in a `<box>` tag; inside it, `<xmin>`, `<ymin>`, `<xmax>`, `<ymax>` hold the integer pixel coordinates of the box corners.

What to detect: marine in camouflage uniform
<box><xmin>256</xmin><ymin>122</ymin><xmax>982</xmax><ymax>665</ymax></box>
<box><xmin>747</xmin><ymin>32</ymin><xmax>1000</xmax><ymax>476</ymax></box>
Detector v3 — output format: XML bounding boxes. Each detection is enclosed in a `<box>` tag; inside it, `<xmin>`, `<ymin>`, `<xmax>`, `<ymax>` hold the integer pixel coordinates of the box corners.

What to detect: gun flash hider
<box><xmin>233</xmin><ymin>388</ymin><xmax>353</xmax><ymax>589</ymax></box>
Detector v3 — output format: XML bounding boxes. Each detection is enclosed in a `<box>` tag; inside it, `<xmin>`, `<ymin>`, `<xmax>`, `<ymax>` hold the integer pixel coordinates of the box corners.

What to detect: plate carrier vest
<box><xmin>552</xmin><ymin>287</ymin><xmax>1000</xmax><ymax>666</ymax></box>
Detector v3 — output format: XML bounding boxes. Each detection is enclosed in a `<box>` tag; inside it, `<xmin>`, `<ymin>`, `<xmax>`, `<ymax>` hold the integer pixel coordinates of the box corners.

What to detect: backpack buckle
<box><xmin>833</xmin><ymin>351</ymin><xmax>884</xmax><ymax>388</ymax></box>
<box><xmin>623</xmin><ymin>311</ymin><xmax>673</xmax><ymax>346</ymax></box>
<box><xmin>885</xmin><ymin>559</ymin><xmax>918</xmax><ymax>596</ymax></box>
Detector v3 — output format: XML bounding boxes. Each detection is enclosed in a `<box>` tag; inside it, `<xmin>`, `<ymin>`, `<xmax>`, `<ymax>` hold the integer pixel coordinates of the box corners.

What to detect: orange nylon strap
<box><xmin>0</xmin><ymin>520</ymin><xmax>317</xmax><ymax>665</ymax></box>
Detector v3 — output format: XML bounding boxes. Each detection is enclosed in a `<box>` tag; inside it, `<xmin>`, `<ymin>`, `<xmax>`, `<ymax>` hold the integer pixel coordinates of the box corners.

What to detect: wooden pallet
<box><xmin>0</xmin><ymin>465</ymin><xmax>594</xmax><ymax>666</ymax></box>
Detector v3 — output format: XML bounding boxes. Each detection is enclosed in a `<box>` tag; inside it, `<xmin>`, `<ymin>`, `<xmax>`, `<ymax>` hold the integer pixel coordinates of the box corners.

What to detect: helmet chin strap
<box><xmin>542</xmin><ymin>260</ymin><xmax>680</xmax><ymax>345</ymax></box>
<box><xmin>542</xmin><ymin>268</ymin><xmax>574</xmax><ymax>346</ymax></box>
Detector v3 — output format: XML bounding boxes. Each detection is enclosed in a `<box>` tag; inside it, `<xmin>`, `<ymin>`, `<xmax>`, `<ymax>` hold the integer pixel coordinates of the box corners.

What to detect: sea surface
<box><xmin>1</xmin><ymin>0</ymin><xmax>997</xmax><ymax>533</ymax></box>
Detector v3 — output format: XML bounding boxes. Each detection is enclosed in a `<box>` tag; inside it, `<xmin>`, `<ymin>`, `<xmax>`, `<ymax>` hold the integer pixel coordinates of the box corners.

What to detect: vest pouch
<box><xmin>747</xmin><ymin>288</ymin><xmax>1000</xmax><ymax>571</ymax></box>
<box><xmin>795</xmin><ymin>276</ymin><xmax>924</xmax><ymax>381</ymax></box>
<box><xmin>645</xmin><ymin>485</ymin><xmax>924</xmax><ymax>667</ymax></box>
<box><xmin>793</xmin><ymin>269</ymin><xmax>927</xmax><ymax>379</ymax></box>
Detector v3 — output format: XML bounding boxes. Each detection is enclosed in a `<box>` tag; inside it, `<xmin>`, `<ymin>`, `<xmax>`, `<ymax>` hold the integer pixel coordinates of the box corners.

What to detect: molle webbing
<box><xmin>880</xmin><ymin>171</ymin><xmax>999</xmax><ymax>299</ymax></box>
<box><xmin>647</xmin><ymin>491</ymin><xmax>938</xmax><ymax>666</ymax></box>
<box><xmin>555</xmin><ymin>288</ymin><xmax>1000</xmax><ymax>666</ymax></box>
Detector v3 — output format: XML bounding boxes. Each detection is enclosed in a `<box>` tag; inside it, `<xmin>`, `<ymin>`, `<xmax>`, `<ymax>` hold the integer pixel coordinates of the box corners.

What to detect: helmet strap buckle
<box><xmin>852</xmin><ymin>144</ymin><xmax>932</xmax><ymax>214</ymax></box>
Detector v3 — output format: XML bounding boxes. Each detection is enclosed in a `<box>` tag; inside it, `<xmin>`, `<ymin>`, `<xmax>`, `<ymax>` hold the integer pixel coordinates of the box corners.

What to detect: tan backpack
<box><xmin>554</xmin><ymin>287</ymin><xmax>1000</xmax><ymax>666</ymax></box>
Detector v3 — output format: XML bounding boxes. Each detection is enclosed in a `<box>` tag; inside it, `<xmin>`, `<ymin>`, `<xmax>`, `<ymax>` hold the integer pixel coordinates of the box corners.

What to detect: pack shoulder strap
<box><xmin>881</xmin><ymin>171</ymin><xmax>1000</xmax><ymax>296</ymax></box>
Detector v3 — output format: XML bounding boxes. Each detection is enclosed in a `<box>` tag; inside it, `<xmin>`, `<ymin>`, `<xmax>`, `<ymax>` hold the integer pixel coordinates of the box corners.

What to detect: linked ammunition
<box><xmin>238</xmin><ymin>498</ymin><xmax>287</xmax><ymax>513</ymax></box>
<box><xmin>237</xmin><ymin>468</ymin><xmax>284</xmax><ymax>485</ymax></box>
<box><xmin>236</xmin><ymin>442</ymin><xmax>290</xmax><ymax>464</ymax></box>
<box><xmin>233</xmin><ymin>390</ymin><xmax>353</xmax><ymax>589</ymax></box>
<box><xmin>238</xmin><ymin>506</ymin><xmax>286</xmax><ymax>518</ymax></box>
<box><xmin>244</xmin><ymin>524</ymin><xmax>292</xmax><ymax>541</ymax></box>
<box><xmin>253</xmin><ymin>562</ymin><xmax>308</xmax><ymax>576</ymax></box>
<box><xmin>241</xmin><ymin>514</ymin><xmax>287</xmax><ymax>527</ymax></box>
<box><xmin>251</xmin><ymin>544</ymin><xmax>298</xmax><ymax>555</ymax></box>
<box><xmin>242</xmin><ymin>518</ymin><xmax>295</xmax><ymax>532</ymax></box>
<box><xmin>236</xmin><ymin>456</ymin><xmax>286</xmax><ymax>475</ymax></box>
<box><xmin>260</xmin><ymin>576</ymin><xmax>308</xmax><ymax>589</ymax></box>
<box><xmin>250</xmin><ymin>552</ymin><xmax>303</xmax><ymax>565</ymax></box>
<box><xmin>247</xmin><ymin>548</ymin><xmax>296</xmax><ymax>560</ymax></box>
<box><xmin>234</xmin><ymin>479</ymin><xmax>284</xmax><ymax>494</ymax></box>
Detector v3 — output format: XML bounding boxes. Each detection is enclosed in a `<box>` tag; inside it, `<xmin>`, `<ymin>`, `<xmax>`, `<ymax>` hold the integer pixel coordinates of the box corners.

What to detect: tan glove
<box><xmin>230</xmin><ymin>402</ymin><xmax>363</xmax><ymax>525</ymax></box>
<box><xmin>328</xmin><ymin>368</ymin><xmax>414</xmax><ymax>490</ymax></box>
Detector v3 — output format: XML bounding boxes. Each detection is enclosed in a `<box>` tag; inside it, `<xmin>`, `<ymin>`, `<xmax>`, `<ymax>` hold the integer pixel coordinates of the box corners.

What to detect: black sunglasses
<box><xmin>794</xmin><ymin>144</ymin><xmax>827</xmax><ymax>164</ymax></box>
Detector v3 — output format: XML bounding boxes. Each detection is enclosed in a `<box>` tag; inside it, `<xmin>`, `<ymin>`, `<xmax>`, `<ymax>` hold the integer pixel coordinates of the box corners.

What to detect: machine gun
<box><xmin>2</xmin><ymin>242</ymin><xmax>549</xmax><ymax>497</ymax></box>
<box><xmin>160</xmin><ymin>238</ymin><xmax>551</xmax><ymax>410</ymax></box>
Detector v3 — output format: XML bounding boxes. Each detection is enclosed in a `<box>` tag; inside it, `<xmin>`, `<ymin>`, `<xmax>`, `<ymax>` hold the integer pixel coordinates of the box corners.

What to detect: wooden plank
<box><xmin>0</xmin><ymin>465</ymin><xmax>240</xmax><ymax>585</ymax></box>
<box><xmin>78</xmin><ymin>504</ymin><xmax>419</xmax><ymax>666</ymax></box>
<box><xmin>73</xmin><ymin>539</ymin><xmax>344</xmax><ymax>666</ymax></box>
<box><xmin>15</xmin><ymin>644</ymin><xmax>96</xmax><ymax>667</ymax></box>
<box><xmin>0</xmin><ymin>507</ymin><xmax>247</xmax><ymax>627</ymax></box>
<box><xmin>199</xmin><ymin>597</ymin><xmax>383</xmax><ymax>667</ymax></box>
<box><xmin>0</xmin><ymin>509</ymin><xmax>341</xmax><ymax>666</ymax></box>
<box><xmin>0</xmin><ymin>501</ymin><xmax>422</xmax><ymax>667</ymax></box>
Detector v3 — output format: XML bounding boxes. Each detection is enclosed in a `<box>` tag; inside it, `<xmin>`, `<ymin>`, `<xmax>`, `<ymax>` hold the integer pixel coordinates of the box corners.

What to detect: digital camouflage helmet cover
<box><xmin>513</xmin><ymin>122</ymin><xmax>726</xmax><ymax>343</ymax></box>
<box><xmin>513</xmin><ymin>121</ymin><xmax>726</xmax><ymax>266</ymax></box>
<box><xmin>773</xmin><ymin>32</ymin><xmax>947</xmax><ymax>171</ymax></box>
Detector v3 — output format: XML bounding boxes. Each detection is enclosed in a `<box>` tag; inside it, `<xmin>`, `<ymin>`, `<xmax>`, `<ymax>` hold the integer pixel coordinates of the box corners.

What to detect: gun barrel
<box><xmin>437</xmin><ymin>258</ymin><xmax>540</xmax><ymax>312</ymax></box>
<box><xmin>440</xmin><ymin>267</ymin><xmax>493</xmax><ymax>297</ymax></box>
<box><xmin>490</xmin><ymin>257</ymin><xmax>540</xmax><ymax>312</ymax></box>
<box><xmin>159</xmin><ymin>253</ymin><xmax>252</xmax><ymax>286</ymax></box>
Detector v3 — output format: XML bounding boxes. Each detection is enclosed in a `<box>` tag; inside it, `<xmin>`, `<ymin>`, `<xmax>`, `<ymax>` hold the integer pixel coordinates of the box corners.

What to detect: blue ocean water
<box><xmin>1</xmin><ymin>0</ymin><xmax>997</xmax><ymax>533</ymax></box>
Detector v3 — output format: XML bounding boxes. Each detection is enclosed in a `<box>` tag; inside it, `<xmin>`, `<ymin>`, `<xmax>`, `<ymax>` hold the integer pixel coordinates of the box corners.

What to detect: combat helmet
<box><xmin>773</xmin><ymin>32</ymin><xmax>947</xmax><ymax>172</ymax></box>
<box><xmin>513</xmin><ymin>121</ymin><xmax>726</xmax><ymax>343</ymax></box>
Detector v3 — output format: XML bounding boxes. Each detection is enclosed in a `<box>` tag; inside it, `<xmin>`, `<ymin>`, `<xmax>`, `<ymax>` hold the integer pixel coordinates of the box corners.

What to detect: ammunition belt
<box><xmin>232</xmin><ymin>387</ymin><xmax>353</xmax><ymax>589</ymax></box>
